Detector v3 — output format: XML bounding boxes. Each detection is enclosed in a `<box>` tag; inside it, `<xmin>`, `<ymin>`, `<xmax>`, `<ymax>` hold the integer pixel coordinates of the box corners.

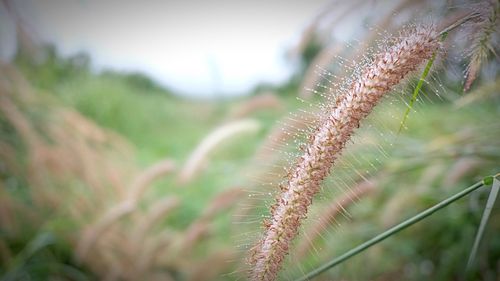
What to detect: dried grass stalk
<box><xmin>229</xmin><ymin>92</ymin><xmax>283</xmax><ymax>119</ymax></box>
<box><xmin>128</xmin><ymin>159</ymin><xmax>176</xmax><ymax>199</ymax></box>
<box><xmin>455</xmin><ymin>77</ymin><xmax>500</xmax><ymax>107</ymax></box>
<box><xmin>249</xmin><ymin>25</ymin><xmax>439</xmax><ymax>281</ymax></box>
<box><xmin>130</xmin><ymin>197</ymin><xmax>180</xmax><ymax>253</ymax></box>
<box><xmin>178</xmin><ymin>119</ymin><xmax>260</xmax><ymax>184</ymax></box>
<box><xmin>442</xmin><ymin>157</ymin><xmax>482</xmax><ymax>187</ymax></box>
<box><xmin>134</xmin><ymin>230</ymin><xmax>176</xmax><ymax>279</ymax></box>
<box><xmin>76</xmin><ymin>159</ymin><xmax>177</xmax><ymax>261</ymax></box>
<box><xmin>187</xmin><ymin>250</ymin><xmax>236</xmax><ymax>281</ymax></box>
<box><xmin>201</xmin><ymin>187</ymin><xmax>245</xmax><ymax>219</ymax></box>
<box><xmin>76</xmin><ymin>200</ymin><xmax>135</xmax><ymax>261</ymax></box>
<box><xmin>178</xmin><ymin>188</ymin><xmax>244</xmax><ymax>253</ymax></box>
<box><xmin>464</xmin><ymin>1</ymin><xmax>498</xmax><ymax>91</ymax></box>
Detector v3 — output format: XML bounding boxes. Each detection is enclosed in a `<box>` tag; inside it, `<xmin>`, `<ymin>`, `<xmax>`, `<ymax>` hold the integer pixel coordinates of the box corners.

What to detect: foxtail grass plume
<box><xmin>249</xmin><ymin>25</ymin><xmax>440</xmax><ymax>281</ymax></box>
<box><xmin>178</xmin><ymin>119</ymin><xmax>260</xmax><ymax>185</ymax></box>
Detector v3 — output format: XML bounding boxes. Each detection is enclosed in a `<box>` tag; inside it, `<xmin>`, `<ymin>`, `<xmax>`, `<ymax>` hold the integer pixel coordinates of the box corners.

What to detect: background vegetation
<box><xmin>1</xmin><ymin>1</ymin><xmax>499</xmax><ymax>280</ymax></box>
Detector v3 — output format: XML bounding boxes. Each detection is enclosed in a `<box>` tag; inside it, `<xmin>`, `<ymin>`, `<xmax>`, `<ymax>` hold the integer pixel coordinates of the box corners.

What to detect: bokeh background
<box><xmin>0</xmin><ymin>0</ymin><xmax>499</xmax><ymax>280</ymax></box>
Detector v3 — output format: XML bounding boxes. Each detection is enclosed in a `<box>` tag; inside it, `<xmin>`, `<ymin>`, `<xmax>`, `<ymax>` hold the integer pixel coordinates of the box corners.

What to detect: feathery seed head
<box><xmin>248</xmin><ymin>25</ymin><xmax>439</xmax><ymax>281</ymax></box>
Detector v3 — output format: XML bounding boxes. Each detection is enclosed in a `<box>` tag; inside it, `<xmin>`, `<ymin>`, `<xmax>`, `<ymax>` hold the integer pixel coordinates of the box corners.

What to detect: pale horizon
<box><xmin>1</xmin><ymin>0</ymin><xmax>334</xmax><ymax>98</ymax></box>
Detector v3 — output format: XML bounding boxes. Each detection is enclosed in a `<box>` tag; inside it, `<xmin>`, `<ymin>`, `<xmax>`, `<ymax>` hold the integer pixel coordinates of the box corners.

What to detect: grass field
<box><xmin>1</xmin><ymin>7</ymin><xmax>499</xmax><ymax>280</ymax></box>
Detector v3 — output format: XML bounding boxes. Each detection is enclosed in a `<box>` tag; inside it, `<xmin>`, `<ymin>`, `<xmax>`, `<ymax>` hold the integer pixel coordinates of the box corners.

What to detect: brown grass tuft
<box><xmin>229</xmin><ymin>92</ymin><xmax>283</xmax><ymax>119</ymax></box>
<box><xmin>463</xmin><ymin>1</ymin><xmax>498</xmax><ymax>91</ymax></box>
<box><xmin>178</xmin><ymin>119</ymin><xmax>260</xmax><ymax>185</ymax></box>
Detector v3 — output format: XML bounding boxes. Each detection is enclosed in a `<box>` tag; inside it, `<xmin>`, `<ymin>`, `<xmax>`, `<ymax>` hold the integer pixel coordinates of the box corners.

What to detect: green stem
<box><xmin>466</xmin><ymin>176</ymin><xmax>499</xmax><ymax>270</ymax></box>
<box><xmin>398</xmin><ymin>11</ymin><xmax>480</xmax><ymax>133</ymax></box>
<box><xmin>398</xmin><ymin>51</ymin><xmax>437</xmax><ymax>133</ymax></box>
<box><xmin>296</xmin><ymin>176</ymin><xmax>496</xmax><ymax>281</ymax></box>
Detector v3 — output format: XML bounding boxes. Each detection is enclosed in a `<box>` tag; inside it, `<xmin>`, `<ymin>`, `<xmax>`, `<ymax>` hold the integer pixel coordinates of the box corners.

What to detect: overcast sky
<box><xmin>1</xmin><ymin>0</ymin><xmax>332</xmax><ymax>98</ymax></box>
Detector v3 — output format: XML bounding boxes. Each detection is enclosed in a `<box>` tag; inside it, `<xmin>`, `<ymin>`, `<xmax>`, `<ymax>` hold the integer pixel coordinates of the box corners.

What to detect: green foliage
<box><xmin>399</xmin><ymin>50</ymin><xmax>437</xmax><ymax>133</ymax></box>
<box><xmin>2</xmin><ymin>37</ymin><xmax>499</xmax><ymax>281</ymax></box>
<box><xmin>1</xmin><ymin>232</ymin><xmax>92</xmax><ymax>281</ymax></box>
<box><xmin>14</xmin><ymin>45</ymin><xmax>90</xmax><ymax>90</ymax></box>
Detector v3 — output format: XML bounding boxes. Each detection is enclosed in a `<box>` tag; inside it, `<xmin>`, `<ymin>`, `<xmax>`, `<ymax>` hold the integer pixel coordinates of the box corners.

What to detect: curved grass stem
<box><xmin>466</xmin><ymin>175</ymin><xmax>500</xmax><ymax>270</ymax></box>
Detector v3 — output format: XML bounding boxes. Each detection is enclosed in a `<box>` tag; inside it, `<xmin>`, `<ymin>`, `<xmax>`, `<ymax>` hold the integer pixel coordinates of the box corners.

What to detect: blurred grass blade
<box><xmin>24</xmin><ymin>232</ymin><xmax>56</xmax><ymax>259</ymax></box>
<box><xmin>2</xmin><ymin>232</ymin><xmax>56</xmax><ymax>281</ymax></box>
<box><xmin>466</xmin><ymin>176</ymin><xmax>500</xmax><ymax>270</ymax></box>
